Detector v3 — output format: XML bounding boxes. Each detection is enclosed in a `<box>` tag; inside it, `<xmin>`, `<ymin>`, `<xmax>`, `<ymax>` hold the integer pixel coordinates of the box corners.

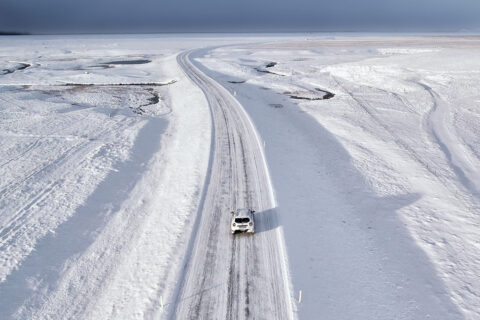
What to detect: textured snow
<box><xmin>1</xmin><ymin>34</ymin><xmax>480</xmax><ymax>319</ymax></box>
<box><xmin>197</xmin><ymin>35</ymin><xmax>480</xmax><ymax>320</ymax></box>
<box><xmin>0</xmin><ymin>35</ymin><xmax>214</xmax><ymax>319</ymax></box>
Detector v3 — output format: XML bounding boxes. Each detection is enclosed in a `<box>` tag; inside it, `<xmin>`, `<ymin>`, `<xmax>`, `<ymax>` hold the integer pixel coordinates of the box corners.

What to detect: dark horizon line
<box><xmin>1</xmin><ymin>28</ymin><xmax>479</xmax><ymax>37</ymax></box>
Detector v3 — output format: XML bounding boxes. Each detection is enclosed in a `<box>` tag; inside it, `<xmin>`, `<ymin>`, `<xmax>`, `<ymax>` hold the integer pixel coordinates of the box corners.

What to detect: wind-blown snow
<box><xmin>1</xmin><ymin>34</ymin><xmax>480</xmax><ymax>320</ymax></box>
<box><xmin>197</xmin><ymin>36</ymin><xmax>480</xmax><ymax>320</ymax></box>
<box><xmin>0</xmin><ymin>35</ymin><xmax>215</xmax><ymax>319</ymax></box>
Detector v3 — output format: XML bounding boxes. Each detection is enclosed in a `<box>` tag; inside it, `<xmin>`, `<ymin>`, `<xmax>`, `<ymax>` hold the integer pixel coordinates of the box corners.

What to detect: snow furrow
<box><xmin>418</xmin><ymin>81</ymin><xmax>480</xmax><ymax>199</ymax></box>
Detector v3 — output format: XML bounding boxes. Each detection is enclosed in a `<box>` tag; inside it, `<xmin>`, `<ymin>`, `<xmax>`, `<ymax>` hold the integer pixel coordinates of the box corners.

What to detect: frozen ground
<box><xmin>0</xmin><ymin>34</ymin><xmax>479</xmax><ymax>319</ymax></box>
<box><xmin>0</xmin><ymin>35</ymin><xmax>218</xmax><ymax>319</ymax></box>
<box><xmin>198</xmin><ymin>35</ymin><xmax>480</xmax><ymax>319</ymax></box>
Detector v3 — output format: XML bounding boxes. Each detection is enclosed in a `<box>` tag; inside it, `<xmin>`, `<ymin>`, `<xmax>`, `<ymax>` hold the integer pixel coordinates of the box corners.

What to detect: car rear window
<box><xmin>235</xmin><ymin>218</ymin><xmax>250</xmax><ymax>223</ymax></box>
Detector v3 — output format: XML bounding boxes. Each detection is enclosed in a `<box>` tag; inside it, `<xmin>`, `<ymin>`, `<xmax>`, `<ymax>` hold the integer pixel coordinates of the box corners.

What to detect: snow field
<box><xmin>0</xmin><ymin>35</ymin><xmax>212</xmax><ymax>319</ymax></box>
<box><xmin>1</xmin><ymin>34</ymin><xmax>480</xmax><ymax>319</ymax></box>
<box><xmin>197</xmin><ymin>36</ymin><xmax>480</xmax><ymax>319</ymax></box>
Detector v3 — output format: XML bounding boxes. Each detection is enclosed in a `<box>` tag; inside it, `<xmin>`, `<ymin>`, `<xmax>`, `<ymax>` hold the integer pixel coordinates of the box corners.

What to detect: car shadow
<box><xmin>191</xmin><ymin>52</ymin><xmax>465</xmax><ymax>319</ymax></box>
<box><xmin>252</xmin><ymin>208</ymin><xmax>279</xmax><ymax>234</ymax></box>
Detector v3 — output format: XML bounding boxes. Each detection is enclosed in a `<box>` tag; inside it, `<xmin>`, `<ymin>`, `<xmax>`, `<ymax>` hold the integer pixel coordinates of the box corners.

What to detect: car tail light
<box><xmin>249</xmin><ymin>222</ymin><xmax>253</xmax><ymax>226</ymax></box>
<box><xmin>232</xmin><ymin>223</ymin><xmax>236</xmax><ymax>226</ymax></box>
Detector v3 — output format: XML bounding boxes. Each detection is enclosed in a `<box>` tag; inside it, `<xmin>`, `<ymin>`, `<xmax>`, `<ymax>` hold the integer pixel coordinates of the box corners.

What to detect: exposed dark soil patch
<box><xmin>254</xmin><ymin>67</ymin><xmax>284</xmax><ymax>76</ymax></box>
<box><xmin>288</xmin><ymin>95</ymin><xmax>323</xmax><ymax>101</ymax></box>
<box><xmin>284</xmin><ymin>87</ymin><xmax>335</xmax><ymax>100</ymax></box>
<box><xmin>315</xmin><ymin>87</ymin><xmax>335</xmax><ymax>99</ymax></box>
<box><xmin>254</xmin><ymin>62</ymin><xmax>284</xmax><ymax>76</ymax></box>
<box><xmin>62</xmin><ymin>80</ymin><xmax>176</xmax><ymax>87</ymax></box>
<box><xmin>131</xmin><ymin>88</ymin><xmax>161</xmax><ymax>115</ymax></box>
<box><xmin>144</xmin><ymin>89</ymin><xmax>160</xmax><ymax>106</ymax></box>
<box><xmin>1</xmin><ymin>62</ymin><xmax>31</xmax><ymax>75</ymax></box>
<box><xmin>104</xmin><ymin>59</ymin><xmax>151</xmax><ymax>65</ymax></box>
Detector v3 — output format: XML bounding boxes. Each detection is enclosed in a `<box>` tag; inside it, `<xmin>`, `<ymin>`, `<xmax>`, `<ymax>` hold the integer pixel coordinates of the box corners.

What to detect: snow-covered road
<box><xmin>1</xmin><ymin>34</ymin><xmax>480</xmax><ymax>320</ymax></box>
<box><xmin>197</xmin><ymin>37</ymin><xmax>480</xmax><ymax>319</ymax></box>
<box><xmin>172</xmin><ymin>51</ymin><xmax>294</xmax><ymax>319</ymax></box>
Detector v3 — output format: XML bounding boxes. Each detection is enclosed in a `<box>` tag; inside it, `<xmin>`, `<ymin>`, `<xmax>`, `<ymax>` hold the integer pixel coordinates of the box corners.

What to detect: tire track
<box><xmin>332</xmin><ymin>76</ymin><xmax>479</xmax><ymax>213</ymax></box>
<box><xmin>416</xmin><ymin>81</ymin><xmax>480</xmax><ymax>199</ymax></box>
<box><xmin>172</xmin><ymin>50</ymin><xmax>294</xmax><ymax>319</ymax></box>
<box><xmin>0</xmin><ymin>118</ymin><xmax>130</xmax><ymax>256</ymax></box>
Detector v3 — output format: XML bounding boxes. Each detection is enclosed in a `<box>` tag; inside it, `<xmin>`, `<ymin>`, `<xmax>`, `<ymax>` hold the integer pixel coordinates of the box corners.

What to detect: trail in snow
<box><xmin>172</xmin><ymin>51</ymin><xmax>294</xmax><ymax>319</ymax></box>
<box><xmin>196</xmin><ymin>37</ymin><xmax>480</xmax><ymax>319</ymax></box>
<box><xmin>2</xmin><ymin>34</ymin><xmax>480</xmax><ymax>320</ymax></box>
<box><xmin>418</xmin><ymin>81</ymin><xmax>480</xmax><ymax>198</ymax></box>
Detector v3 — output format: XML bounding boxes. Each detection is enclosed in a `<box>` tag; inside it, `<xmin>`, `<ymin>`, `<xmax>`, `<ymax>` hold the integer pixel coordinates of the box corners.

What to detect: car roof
<box><xmin>235</xmin><ymin>208</ymin><xmax>252</xmax><ymax>217</ymax></box>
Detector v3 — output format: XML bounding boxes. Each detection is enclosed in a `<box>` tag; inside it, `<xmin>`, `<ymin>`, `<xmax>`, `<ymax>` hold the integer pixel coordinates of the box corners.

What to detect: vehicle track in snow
<box><xmin>416</xmin><ymin>81</ymin><xmax>480</xmax><ymax>199</ymax></box>
<box><xmin>332</xmin><ymin>76</ymin><xmax>479</xmax><ymax>214</ymax></box>
<box><xmin>172</xmin><ymin>51</ymin><xmax>294</xmax><ymax>319</ymax></box>
<box><xmin>0</xmin><ymin>114</ymin><xmax>132</xmax><ymax>281</ymax></box>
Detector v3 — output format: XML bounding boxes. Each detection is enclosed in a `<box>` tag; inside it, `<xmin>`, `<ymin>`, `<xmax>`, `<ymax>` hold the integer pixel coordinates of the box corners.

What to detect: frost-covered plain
<box><xmin>199</xmin><ymin>36</ymin><xmax>480</xmax><ymax>319</ymax></box>
<box><xmin>0</xmin><ymin>35</ymin><xmax>221</xmax><ymax>319</ymax></box>
<box><xmin>1</xmin><ymin>34</ymin><xmax>480</xmax><ymax>319</ymax></box>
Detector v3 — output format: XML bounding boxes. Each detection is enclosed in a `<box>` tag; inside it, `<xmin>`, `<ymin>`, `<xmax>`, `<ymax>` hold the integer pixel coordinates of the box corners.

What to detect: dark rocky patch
<box><xmin>228</xmin><ymin>80</ymin><xmax>246</xmax><ymax>84</ymax></box>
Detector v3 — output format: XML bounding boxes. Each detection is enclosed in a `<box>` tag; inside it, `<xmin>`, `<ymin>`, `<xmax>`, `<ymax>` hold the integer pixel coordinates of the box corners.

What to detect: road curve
<box><xmin>171</xmin><ymin>51</ymin><xmax>295</xmax><ymax>319</ymax></box>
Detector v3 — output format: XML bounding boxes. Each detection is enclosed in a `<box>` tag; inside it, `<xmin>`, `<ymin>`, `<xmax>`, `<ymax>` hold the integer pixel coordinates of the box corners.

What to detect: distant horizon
<box><xmin>2</xmin><ymin>0</ymin><xmax>479</xmax><ymax>36</ymax></box>
<box><xmin>2</xmin><ymin>28</ymin><xmax>480</xmax><ymax>37</ymax></box>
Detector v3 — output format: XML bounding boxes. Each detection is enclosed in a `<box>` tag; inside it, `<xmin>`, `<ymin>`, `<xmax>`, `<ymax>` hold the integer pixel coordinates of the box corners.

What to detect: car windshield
<box><xmin>235</xmin><ymin>218</ymin><xmax>250</xmax><ymax>223</ymax></box>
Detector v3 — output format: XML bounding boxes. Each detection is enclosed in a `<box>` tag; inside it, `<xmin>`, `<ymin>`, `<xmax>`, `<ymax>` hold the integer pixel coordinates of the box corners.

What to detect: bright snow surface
<box><xmin>1</xmin><ymin>34</ymin><xmax>479</xmax><ymax>319</ymax></box>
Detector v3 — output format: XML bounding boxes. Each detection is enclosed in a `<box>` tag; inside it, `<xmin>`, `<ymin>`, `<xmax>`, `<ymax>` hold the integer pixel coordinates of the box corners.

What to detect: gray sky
<box><xmin>1</xmin><ymin>0</ymin><xmax>480</xmax><ymax>33</ymax></box>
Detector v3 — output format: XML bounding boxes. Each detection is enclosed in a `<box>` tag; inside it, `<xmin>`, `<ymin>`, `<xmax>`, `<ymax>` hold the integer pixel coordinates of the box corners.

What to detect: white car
<box><xmin>231</xmin><ymin>208</ymin><xmax>255</xmax><ymax>234</ymax></box>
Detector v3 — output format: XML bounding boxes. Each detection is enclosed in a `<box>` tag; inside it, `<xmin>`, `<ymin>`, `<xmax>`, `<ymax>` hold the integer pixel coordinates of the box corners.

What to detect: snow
<box><xmin>0</xmin><ymin>35</ymin><xmax>215</xmax><ymax>319</ymax></box>
<box><xmin>1</xmin><ymin>34</ymin><xmax>480</xmax><ymax>319</ymax></box>
<box><xmin>196</xmin><ymin>35</ymin><xmax>480</xmax><ymax>319</ymax></box>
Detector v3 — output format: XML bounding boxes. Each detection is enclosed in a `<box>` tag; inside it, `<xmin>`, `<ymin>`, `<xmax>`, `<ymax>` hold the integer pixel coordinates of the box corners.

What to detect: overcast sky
<box><xmin>1</xmin><ymin>0</ymin><xmax>480</xmax><ymax>34</ymax></box>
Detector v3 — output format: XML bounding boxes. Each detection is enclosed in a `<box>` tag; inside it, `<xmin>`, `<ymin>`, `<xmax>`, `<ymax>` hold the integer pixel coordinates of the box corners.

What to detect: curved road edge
<box><xmin>169</xmin><ymin>49</ymin><xmax>296</xmax><ymax>319</ymax></box>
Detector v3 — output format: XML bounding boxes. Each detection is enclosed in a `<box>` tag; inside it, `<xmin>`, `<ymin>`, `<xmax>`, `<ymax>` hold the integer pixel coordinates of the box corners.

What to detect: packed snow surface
<box><xmin>0</xmin><ymin>34</ymin><xmax>479</xmax><ymax>319</ymax></box>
